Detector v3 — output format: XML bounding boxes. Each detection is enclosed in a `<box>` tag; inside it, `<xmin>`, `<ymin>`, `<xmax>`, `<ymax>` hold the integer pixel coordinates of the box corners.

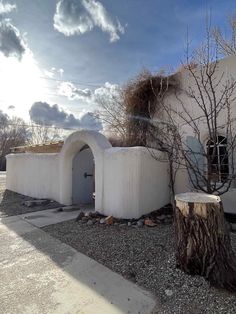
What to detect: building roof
<box><xmin>10</xmin><ymin>141</ymin><xmax>64</xmax><ymax>154</ymax></box>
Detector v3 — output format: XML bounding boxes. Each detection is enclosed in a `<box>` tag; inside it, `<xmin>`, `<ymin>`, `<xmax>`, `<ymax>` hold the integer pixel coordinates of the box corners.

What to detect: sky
<box><xmin>0</xmin><ymin>0</ymin><xmax>236</xmax><ymax>130</ymax></box>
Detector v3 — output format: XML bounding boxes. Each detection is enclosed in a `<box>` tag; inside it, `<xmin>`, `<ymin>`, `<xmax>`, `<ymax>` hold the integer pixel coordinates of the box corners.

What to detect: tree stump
<box><xmin>175</xmin><ymin>192</ymin><xmax>236</xmax><ymax>291</ymax></box>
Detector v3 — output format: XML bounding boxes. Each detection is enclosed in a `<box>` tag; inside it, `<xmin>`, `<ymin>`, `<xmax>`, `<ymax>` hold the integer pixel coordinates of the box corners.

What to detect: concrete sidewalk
<box><xmin>19</xmin><ymin>207</ymin><xmax>82</xmax><ymax>227</ymax></box>
<box><xmin>0</xmin><ymin>215</ymin><xmax>156</xmax><ymax>314</ymax></box>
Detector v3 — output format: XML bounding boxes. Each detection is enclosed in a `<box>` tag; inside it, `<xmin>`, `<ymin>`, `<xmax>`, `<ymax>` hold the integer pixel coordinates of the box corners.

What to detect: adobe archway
<box><xmin>59</xmin><ymin>130</ymin><xmax>112</xmax><ymax>212</ymax></box>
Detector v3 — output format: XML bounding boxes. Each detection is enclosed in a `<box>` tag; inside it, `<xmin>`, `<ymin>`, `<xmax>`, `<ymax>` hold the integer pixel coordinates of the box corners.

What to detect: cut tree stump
<box><xmin>175</xmin><ymin>192</ymin><xmax>236</xmax><ymax>291</ymax></box>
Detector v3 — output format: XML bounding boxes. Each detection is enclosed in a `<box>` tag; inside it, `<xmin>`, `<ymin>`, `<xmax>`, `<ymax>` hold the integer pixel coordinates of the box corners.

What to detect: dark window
<box><xmin>207</xmin><ymin>136</ymin><xmax>229</xmax><ymax>182</ymax></box>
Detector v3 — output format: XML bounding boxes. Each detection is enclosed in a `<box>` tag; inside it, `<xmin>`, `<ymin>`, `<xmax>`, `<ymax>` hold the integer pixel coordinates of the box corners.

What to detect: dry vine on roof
<box><xmin>123</xmin><ymin>70</ymin><xmax>178</xmax><ymax>146</ymax></box>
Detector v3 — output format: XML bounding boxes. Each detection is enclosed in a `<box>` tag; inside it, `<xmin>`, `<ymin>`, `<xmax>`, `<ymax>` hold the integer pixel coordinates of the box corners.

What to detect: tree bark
<box><xmin>175</xmin><ymin>192</ymin><xmax>236</xmax><ymax>291</ymax></box>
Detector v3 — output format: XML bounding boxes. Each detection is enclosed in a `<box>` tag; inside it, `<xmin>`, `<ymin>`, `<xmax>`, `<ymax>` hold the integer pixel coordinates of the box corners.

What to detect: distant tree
<box><xmin>96</xmin><ymin>89</ymin><xmax>128</xmax><ymax>142</ymax></box>
<box><xmin>0</xmin><ymin>113</ymin><xmax>27</xmax><ymax>170</ymax></box>
<box><xmin>27</xmin><ymin>121</ymin><xmax>63</xmax><ymax>145</ymax></box>
<box><xmin>212</xmin><ymin>14</ymin><xmax>236</xmax><ymax>56</ymax></box>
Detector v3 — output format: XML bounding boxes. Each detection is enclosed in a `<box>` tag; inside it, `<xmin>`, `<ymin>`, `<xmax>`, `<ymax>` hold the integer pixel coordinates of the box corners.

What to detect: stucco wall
<box><xmin>173</xmin><ymin>166</ymin><xmax>236</xmax><ymax>213</ymax></box>
<box><xmin>157</xmin><ymin>55</ymin><xmax>236</xmax><ymax>213</ymax></box>
<box><xmin>103</xmin><ymin>147</ymin><xmax>170</xmax><ymax>219</ymax></box>
<box><xmin>6</xmin><ymin>130</ymin><xmax>171</xmax><ymax>219</ymax></box>
<box><xmin>6</xmin><ymin>153</ymin><xmax>60</xmax><ymax>201</ymax></box>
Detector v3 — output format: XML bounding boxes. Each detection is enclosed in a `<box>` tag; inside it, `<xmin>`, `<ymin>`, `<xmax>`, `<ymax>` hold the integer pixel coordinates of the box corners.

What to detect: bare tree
<box><xmin>212</xmin><ymin>13</ymin><xmax>236</xmax><ymax>56</ymax></box>
<box><xmin>0</xmin><ymin>113</ymin><xmax>27</xmax><ymax>170</ymax></box>
<box><xmin>27</xmin><ymin>121</ymin><xmax>63</xmax><ymax>145</ymax></box>
<box><xmin>96</xmin><ymin>89</ymin><xmax>127</xmax><ymax>142</ymax></box>
<box><xmin>126</xmin><ymin>23</ymin><xmax>236</xmax><ymax>290</ymax></box>
<box><xmin>173</xmin><ymin>34</ymin><xmax>236</xmax><ymax>195</ymax></box>
<box><xmin>165</xmin><ymin>25</ymin><xmax>236</xmax><ymax>291</ymax></box>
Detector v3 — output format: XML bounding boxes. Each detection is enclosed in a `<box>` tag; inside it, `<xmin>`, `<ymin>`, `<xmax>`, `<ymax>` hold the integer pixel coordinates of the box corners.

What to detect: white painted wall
<box><xmin>6</xmin><ymin>131</ymin><xmax>171</xmax><ymax>219</ymax></box>
<box><xmin>103</xmin><ymin>147</ymin><xmax>170</xmax><ymax>219</ymax></box>
<box><xmin>6</xmin><ymin>153</ymin><xmax>60</xmax><ymax>201</ymax></box>
<box><xmin>158</xmin><ymin>55</ymin><xmax>236</xmax><ymax>214</ymax></box>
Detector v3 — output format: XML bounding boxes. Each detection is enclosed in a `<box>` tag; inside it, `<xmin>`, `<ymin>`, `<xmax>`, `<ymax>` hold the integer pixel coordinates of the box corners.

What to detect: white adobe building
<box><xmin>6</xmin><ymin>130</ymin><xmax>169</xmax><ymax>219</ymax></box>
<box><xmin>6</xmin><ymin>55</ymin><xmax>236</xmax><ymax>218</ymax></box>
<box><xmin>162</xmin><ymin>55</ymin><xmax>236</xmax><ymax>213</ymax></box>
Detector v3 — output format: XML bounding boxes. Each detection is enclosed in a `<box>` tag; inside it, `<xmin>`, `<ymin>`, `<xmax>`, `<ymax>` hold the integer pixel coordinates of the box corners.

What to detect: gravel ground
<box><xmin>43</xmin><ymin>220</ymin><xmax>236</xmax><ymax>314</ymax></box>
<box><xmin>0</xmin><ymin>174</ymin><xmax>61</xmax><ymax>218</ymax></box>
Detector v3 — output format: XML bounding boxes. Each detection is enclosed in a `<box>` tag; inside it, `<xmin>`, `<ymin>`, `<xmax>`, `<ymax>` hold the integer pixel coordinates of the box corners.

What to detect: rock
<box><xmin>76</xmin><ymin>212</ymin><xmax>84</xmax><ymax>221</ymax></box>
<box><xmin>144</xmin><ymin>218</ymin><xmax>157</xmax><ymax>227</ymax></box>
<box><xmin>87</xmin><ymin>220</ymin><xmax>93</xmax><ymax>226</ymax></box>
<box><xmin>90</xmin><ymin>211</ymin><xmax>99</xmax><ymax>218</ymax></box>
<box><xmin>165</xmin><ymin>289</ymin><xmax>173</xmax><ymax>297</ymax></box>
<box><xmin>23</xmin><ymin>201</ymin><xmax>34</xmax><ymax>207</ymax></box>
<box><xmin>157</xmin><ymin>215</ymin><xmax>166</xmax><ymax>222</ymax></box>
<box><xmin>137</xmin><ymin>220</ymin><xmax>144</xmax><ymax>227</ymax></box>
<box><xmin>24</xmin><ymin>199</ymin><xmax>50</xmax><ymax>207</ymax></box>
<box><xmin>105</xmin><ymin>216</ymin><xmax>113</xmax><ymax>225</ymax></box>
<box><xmin>34</xmin><ymin>199</ymin><xmax>50</xmax><ymax>206</ymax></box>
<box><xmin>56</xmin><ymin>207</ymin><xmax>63</xmax><ymax>212</ymax></box>
<box><xmin>82</xmin><ymin>216</ymin><xmax>88</xmax><ymax>221</ymax></box>
<box><xmin>114</xmin><ymin>223</ymin><xmax>119</xmax><ymax>226</ymax></box>
<box><xmin>62</xmin><ymin>205</ymin><xmax>80</xmax><ymax>212</ymax></box>
<box><xmin>85</xmin><ymin>212</ymin><xmax>91</xmax><ymax>217</ymax></box>
<box><xmin>127</xmin><ymin>222</ymin><xmax>132</xmax><ymax>227</ymax></box>
<box><xmin>100</xmin><ymin>218</ymin><xmax>105</xmax><ymax>224</ymax></box>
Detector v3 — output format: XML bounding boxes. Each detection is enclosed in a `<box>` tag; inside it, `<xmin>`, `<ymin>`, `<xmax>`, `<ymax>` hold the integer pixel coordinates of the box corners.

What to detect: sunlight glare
<box><xmin>0</xmin><ymin>51</ymin><xmax>47</xmax><ymax>120</ymax></box>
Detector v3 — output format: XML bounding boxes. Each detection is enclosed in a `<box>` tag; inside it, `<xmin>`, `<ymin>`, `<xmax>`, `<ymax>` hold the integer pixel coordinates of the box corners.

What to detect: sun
<box><xmin>0</xmin><ymin>51</ymin><xmax>47</xmax><ymax>120</ymax></box>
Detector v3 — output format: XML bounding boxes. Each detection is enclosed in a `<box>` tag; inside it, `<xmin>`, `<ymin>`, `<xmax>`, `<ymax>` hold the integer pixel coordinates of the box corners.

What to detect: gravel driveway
<box><xmin>43</xmin><ymin>220</ymin><xmax>236</xmax><ymax>314</ymax></box>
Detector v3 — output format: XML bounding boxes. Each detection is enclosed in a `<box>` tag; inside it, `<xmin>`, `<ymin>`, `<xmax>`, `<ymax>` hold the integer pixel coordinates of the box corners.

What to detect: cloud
<box><xmin>54</xmin><ymin>0</ymin><xmax>124</xmax><ymax>42</ymax></box>
<box><xmin>58</xmin><ymin>81</ymin><xmax>92</xmax><ymax>100</ymax></box>
<box><xmin>0</xmin><ymin>1</ymin><xmax>16</xmax><ymax>15</ymax></box>
<box><xmin>58</xmin><ymin>81</ymin><xmax>120</xmax><ymax>103</ymax></box>
<box><xmin>58</xmin><ymin>68</ymin><xmax>64</xmax><ymax>76</ymax></box>
<box><xmin>44</xmin><ymin>67</ymin><xmax>64</xmax><ymax>78</ymax></box>
<box><xmin>94</xmin><ymin>82</ymin><xmax>120</xmax><ymax>100</ymax></box>
<box><xmin>0</xmin><ymin>19</ymin><xmax>26</xmax><ymax>59</ymax></box>
<box><xmin>0</xmin><ymin>2</ymin><xmax>26</xmax><ymax>60</ymax></box>
<box><xmin>29</xmin><ymin>101</ymin><xmax>102</xmax><ymax>131</ymax></box>
<box><xmin>79</xmin><ymin>110</ymin><xmax>102</xmax><ymax>130</ymax></box>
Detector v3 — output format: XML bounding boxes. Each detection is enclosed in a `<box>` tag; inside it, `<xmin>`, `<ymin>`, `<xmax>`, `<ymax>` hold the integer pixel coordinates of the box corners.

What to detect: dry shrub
<box><xmin>123</xmin><ymin>70</ymin><xmax>177</xmax><ymax>146</ymax></box>
<box><xmin>108</xmin><ymin>136</ymin><xmax>127</xmax><ymax>147</ymax></box>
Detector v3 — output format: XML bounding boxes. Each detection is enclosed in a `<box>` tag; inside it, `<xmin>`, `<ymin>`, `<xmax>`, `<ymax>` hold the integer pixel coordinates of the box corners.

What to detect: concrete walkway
<box><xmin>0</xmin><ymin>215</ymin><xmax>156</xmax><ymax>314</ymax></box>
<box><xmin>0</xmin><ymin>171</ymin><xmax>6</xmax><ymax>186</ymax></box>
<box><xmin>19</xmin><ymin>205</ymin><xmax>95</xmax><ymax>228</ymax></box>
<box><xmin>19</xmin><ymin>207</ymin><xmax>83</xmax><ymax>227</ymax></box>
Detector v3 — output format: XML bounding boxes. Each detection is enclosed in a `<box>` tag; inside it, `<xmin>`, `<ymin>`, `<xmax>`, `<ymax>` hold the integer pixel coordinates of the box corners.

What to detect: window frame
<box><xmin>206</xmin><ymin>135</ymin><xmax>229</xmax><ymax>183</ymax></box>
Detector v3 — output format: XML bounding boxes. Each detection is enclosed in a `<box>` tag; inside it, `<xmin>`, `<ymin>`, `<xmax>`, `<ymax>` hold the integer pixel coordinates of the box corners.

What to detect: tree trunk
<box><xmin>175</xmin><ymin>192</ymin><xmax>236</xmax><ymax>291</ymax></box>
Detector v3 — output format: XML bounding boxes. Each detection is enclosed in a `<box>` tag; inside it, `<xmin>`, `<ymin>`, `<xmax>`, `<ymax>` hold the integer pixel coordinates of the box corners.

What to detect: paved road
<box><xmin>0</xmin><ymin>215</ymin><xmax>156</xmax><ymax>314</ymax></box>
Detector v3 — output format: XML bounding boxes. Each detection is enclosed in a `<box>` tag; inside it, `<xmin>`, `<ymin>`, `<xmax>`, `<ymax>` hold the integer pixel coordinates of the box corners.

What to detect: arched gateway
<box><xmin>59</xmin><ymin>130</ymin><xmax>112</xmax><ymax>211</ymax></box>
<box><xmin>6</xmin><ymin>129</ymin><xmax>170</xmax><ymax>219</ymax></box>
